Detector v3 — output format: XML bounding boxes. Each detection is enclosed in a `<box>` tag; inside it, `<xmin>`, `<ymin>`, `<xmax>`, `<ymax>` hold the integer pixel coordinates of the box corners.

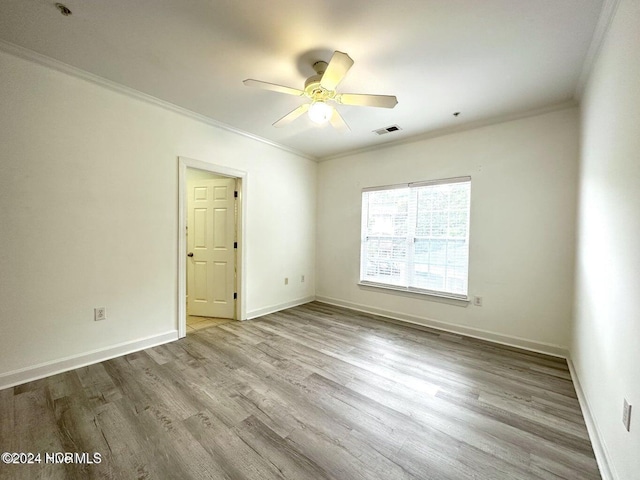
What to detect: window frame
<box><xmin>359</xmin><ymin>176</ymin><xmax>471</xmax><ymax>301</ymax></box>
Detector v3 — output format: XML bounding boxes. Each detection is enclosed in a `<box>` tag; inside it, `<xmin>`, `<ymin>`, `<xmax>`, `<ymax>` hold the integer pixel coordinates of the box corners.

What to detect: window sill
<box><xmin>357</xmin><ymin>281</ymin><xmax>470</xmax><ymax>305</ymax></box>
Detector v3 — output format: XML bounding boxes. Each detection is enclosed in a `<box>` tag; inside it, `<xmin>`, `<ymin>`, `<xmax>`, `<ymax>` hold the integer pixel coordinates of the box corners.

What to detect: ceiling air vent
<box><xmin>373</xmin><ymin>125</ymin><xmax>402</xmax><ymax>135</ymax></box>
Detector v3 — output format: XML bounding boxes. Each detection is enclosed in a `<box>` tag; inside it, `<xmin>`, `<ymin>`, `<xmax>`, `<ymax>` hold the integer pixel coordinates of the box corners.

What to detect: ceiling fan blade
<box><xmin>320</xmin><ymin>51</ymin><xmax>354</xmax><ymax>91</ymax></box>
<box><xmin>243</xmin><ymin>79</ymin><xmax>304</xmax><ymax>96</ymax></box>
<box><xmin>329</xmin><ymin>108</ymin><xmax>350</xmax><ymax>133</ymax></box>
<box><xmin>336</xmin><ymin>93</ymin><xmax>398</xmax><ymax>108</ymax></box>
<box><xmin>273</xmin><ymin>103</ymin><xmax>310</xmax><ymax>128</ymax></box>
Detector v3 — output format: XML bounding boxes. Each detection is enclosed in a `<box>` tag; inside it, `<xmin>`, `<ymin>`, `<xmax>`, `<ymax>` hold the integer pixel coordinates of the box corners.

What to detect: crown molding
<box><xmin>319</xmin><ymin>100</ymin><xmax>578</xmax><ymax>162</ymax></box>
<box><xmin>0</xmin><ymin>35</ymin><xmax>592</xmax><ymax>164</ymax></box>
<box><xmin>574</xmin><ymin>0</ymin><xmax>621</xmax><ymax>100</ymax></box>
<box><xmin>0</xmin><ymin>39</ymin><xmax>316</xmax><ymax>162</ymax></box>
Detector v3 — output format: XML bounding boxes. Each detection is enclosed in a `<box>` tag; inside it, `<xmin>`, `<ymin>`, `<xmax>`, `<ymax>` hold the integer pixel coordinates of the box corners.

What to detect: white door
<box><xmin>187</xmin><ymin>177</ymin><xmax>236</xmax><ymax>318</ymax></box>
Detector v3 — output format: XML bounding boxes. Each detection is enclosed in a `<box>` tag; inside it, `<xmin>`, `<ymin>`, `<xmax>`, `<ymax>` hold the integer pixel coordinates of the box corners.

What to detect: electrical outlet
<box><xmin>94</xmin><ymin>307</ymin><xmax>106</xmax><ymax>321</ymax></box>
<box><xmin>301</xmin><ymin>275</ymin><xmax>305</xmax><ymax>283</ymax></box>
<box><xmin>284</xmin><ymin>277</ymin><xmax>288</xmax><ymax>285</ymax></box>
<box><xmin>473</xmin><ymin>296</ymin><xmax>483</xmax><ymax>306</ymax></box>
<box><xmin>623</xmin><ymin>399</ymin><xmax>632</xmax><ymax>432</ymax></box>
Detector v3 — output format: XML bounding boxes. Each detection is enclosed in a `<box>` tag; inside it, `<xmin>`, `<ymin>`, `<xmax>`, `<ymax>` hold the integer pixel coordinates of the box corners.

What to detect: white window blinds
<box><xmin>360</xmin><ymin>177</ymin><xmax>471</xmax><ymax>299</ymax></box>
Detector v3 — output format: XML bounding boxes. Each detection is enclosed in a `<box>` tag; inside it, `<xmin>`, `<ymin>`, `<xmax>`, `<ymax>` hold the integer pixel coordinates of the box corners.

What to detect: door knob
<box><xmin>187</xmin><ymin>252</ymin><xmax>194</xmax><ymax>257</ymax></box>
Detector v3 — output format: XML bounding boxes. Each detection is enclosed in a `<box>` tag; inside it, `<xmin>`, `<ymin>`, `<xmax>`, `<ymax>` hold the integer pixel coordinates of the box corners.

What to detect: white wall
<box><xmin>317</xmin><ymin>108</ymin><xmax>579</xmax><ymax>353</ymax></box>
<box><xmin>0</xmin><ymin>50</ymin><xmax>316</xmax><ymax>384</ymax></box>
<box><xmin>572</xmin><ymin>0</ymin><xmax>640</xmax><ymax>478</ymax></box>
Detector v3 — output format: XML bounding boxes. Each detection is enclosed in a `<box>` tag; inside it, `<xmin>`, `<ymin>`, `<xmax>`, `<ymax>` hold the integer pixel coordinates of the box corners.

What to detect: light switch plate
<box><xmin>623</xmin><ymin>399</ymin><xmax>632</xmax><ymax>432</ymax></box>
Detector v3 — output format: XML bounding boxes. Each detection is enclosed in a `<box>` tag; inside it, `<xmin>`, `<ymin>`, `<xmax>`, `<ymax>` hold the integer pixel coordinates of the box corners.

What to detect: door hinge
<box><xmin>234</xmin><ymin>191</ymin><xmax>238</xmax><ymax>198</ymax></box>
<box><xmin>233</xmin><ymin>292</ymin><xmax>237</xmax><ymax>300</ymax></box>
<box><xmin>234</xmin><ymin>242</ymin><xmax>237</xmax><ymax>249</ymax></box>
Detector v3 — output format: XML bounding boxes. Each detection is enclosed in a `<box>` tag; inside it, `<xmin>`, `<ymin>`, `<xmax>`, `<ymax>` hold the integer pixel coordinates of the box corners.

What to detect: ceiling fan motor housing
<box><xmin>305</xmin><ymin>61</ymin><xmax>334</xmax><ymax>101</ymax></box>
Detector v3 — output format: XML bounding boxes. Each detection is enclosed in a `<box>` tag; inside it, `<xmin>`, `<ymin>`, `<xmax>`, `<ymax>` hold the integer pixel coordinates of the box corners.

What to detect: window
<box><xmin>360</xmin><ymin>176</ymin><xmax>471</xmax><ymax>299</ymax></box>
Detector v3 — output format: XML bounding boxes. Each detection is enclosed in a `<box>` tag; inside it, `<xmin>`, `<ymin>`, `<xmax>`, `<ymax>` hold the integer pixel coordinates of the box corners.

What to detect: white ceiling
<box><xmin>0</xmin><ymin>0</ymin><xmax>604</xmax><ymax>160</ymax></box>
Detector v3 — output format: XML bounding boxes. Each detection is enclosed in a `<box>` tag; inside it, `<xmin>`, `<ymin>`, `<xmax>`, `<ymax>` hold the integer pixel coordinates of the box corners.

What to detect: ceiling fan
<box><xmin>243</xmin><ymin>51</ymin><xmax>398</xmax><ymax>132</ymax></box>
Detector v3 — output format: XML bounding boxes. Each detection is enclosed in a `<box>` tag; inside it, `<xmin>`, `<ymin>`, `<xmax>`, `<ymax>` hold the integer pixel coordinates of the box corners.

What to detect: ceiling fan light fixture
<box><xmin>308</xmin><ymin>101</ymin><xmax>332</xmax><ymax>124</ymax></box>
<box><xmin>244</xmin><ymin>50</ymin><xmax>397</xmax><ymax>131</ymax></box>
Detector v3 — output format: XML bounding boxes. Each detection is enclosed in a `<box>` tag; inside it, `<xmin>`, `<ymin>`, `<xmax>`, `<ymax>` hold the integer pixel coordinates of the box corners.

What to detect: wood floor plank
<box><xmin>0</xmin><ymin>387</ymin><xmax>15</xmax><ymax>453</ymax></box>
<box><xmin>284</xmin><ymin>423</ymin><xmax>416</xmax><ymax>480</ymax></box>
<box><xmin>93</xmin><ymin>398</ymin><xmax>178</xmax><ymax>479</ymax></box>
<box><xmin>7</xmin><ymin>388</ymin><xmax>69</xmax><ymax>480</ymax></box>
<box><xmin>75</xmin><ymin>363</ymin><xmax>122</xmax><ymax>409</ymax></box>
<box><xmin>184</xmin><ymin>409</ymin><xmax>286</xmax><ymax>480</ymax></box>
<box><xmin>0</xmin><ymin>301</ymin><xmax>601</xmax><ymax>479</ymax></box>
<box><xmin>232</xmin><ymin>415</ymin><xmax>335</xmax><ymax>480</ymax></box>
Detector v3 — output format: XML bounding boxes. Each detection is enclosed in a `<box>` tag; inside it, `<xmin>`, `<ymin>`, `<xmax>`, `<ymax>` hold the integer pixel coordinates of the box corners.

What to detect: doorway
<box><xmin>178</xmin><ymin>157</ymin><xmax>247</xmax><ymax>338</ymax></box>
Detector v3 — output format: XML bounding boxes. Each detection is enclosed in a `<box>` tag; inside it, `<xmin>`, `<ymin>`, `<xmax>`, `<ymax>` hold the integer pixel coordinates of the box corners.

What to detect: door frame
<box><xmin>178</xmin><ymin>156</ymin><xmax>247</xmax><ymax>338</ymax></box>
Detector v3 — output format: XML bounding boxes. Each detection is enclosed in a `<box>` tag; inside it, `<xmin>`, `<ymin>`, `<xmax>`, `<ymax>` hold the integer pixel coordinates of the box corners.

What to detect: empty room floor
<box><xmin>0</xmin><ymin>302</ymin><xmax>600</xmax><ymax>479</ymax></box>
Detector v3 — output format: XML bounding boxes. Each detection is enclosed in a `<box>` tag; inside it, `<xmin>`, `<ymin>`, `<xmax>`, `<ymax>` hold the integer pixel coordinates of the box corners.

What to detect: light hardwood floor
<box><xmin>0</xmin><ymin>302</ymin><xmax>600</xmax><ymax>479</ymax></box>
<box><xmin>187</xmin><ymin>315</ymin><xmax>232</xmax><ymax>333</ymax></box>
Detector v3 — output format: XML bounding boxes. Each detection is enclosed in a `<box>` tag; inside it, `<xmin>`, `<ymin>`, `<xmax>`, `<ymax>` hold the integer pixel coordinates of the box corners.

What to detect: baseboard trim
<box><xmin>315</xmin><ymin>296</ymin><xmax>569</xmax><ymax>358</ymax></box>
<box><xmin>0</xmin><ymin>330</ymin><xmax>179</xmax><ymax>391</ymax></box>
<box><xmin>247</xmin><ymin>296</ymin><xmax>316</xmax><ymax>320</ymax></box>
<box><xmin>566</xmin><ymin>357</ymin><xmax>616</xmax><ymax>480</ymax></box>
